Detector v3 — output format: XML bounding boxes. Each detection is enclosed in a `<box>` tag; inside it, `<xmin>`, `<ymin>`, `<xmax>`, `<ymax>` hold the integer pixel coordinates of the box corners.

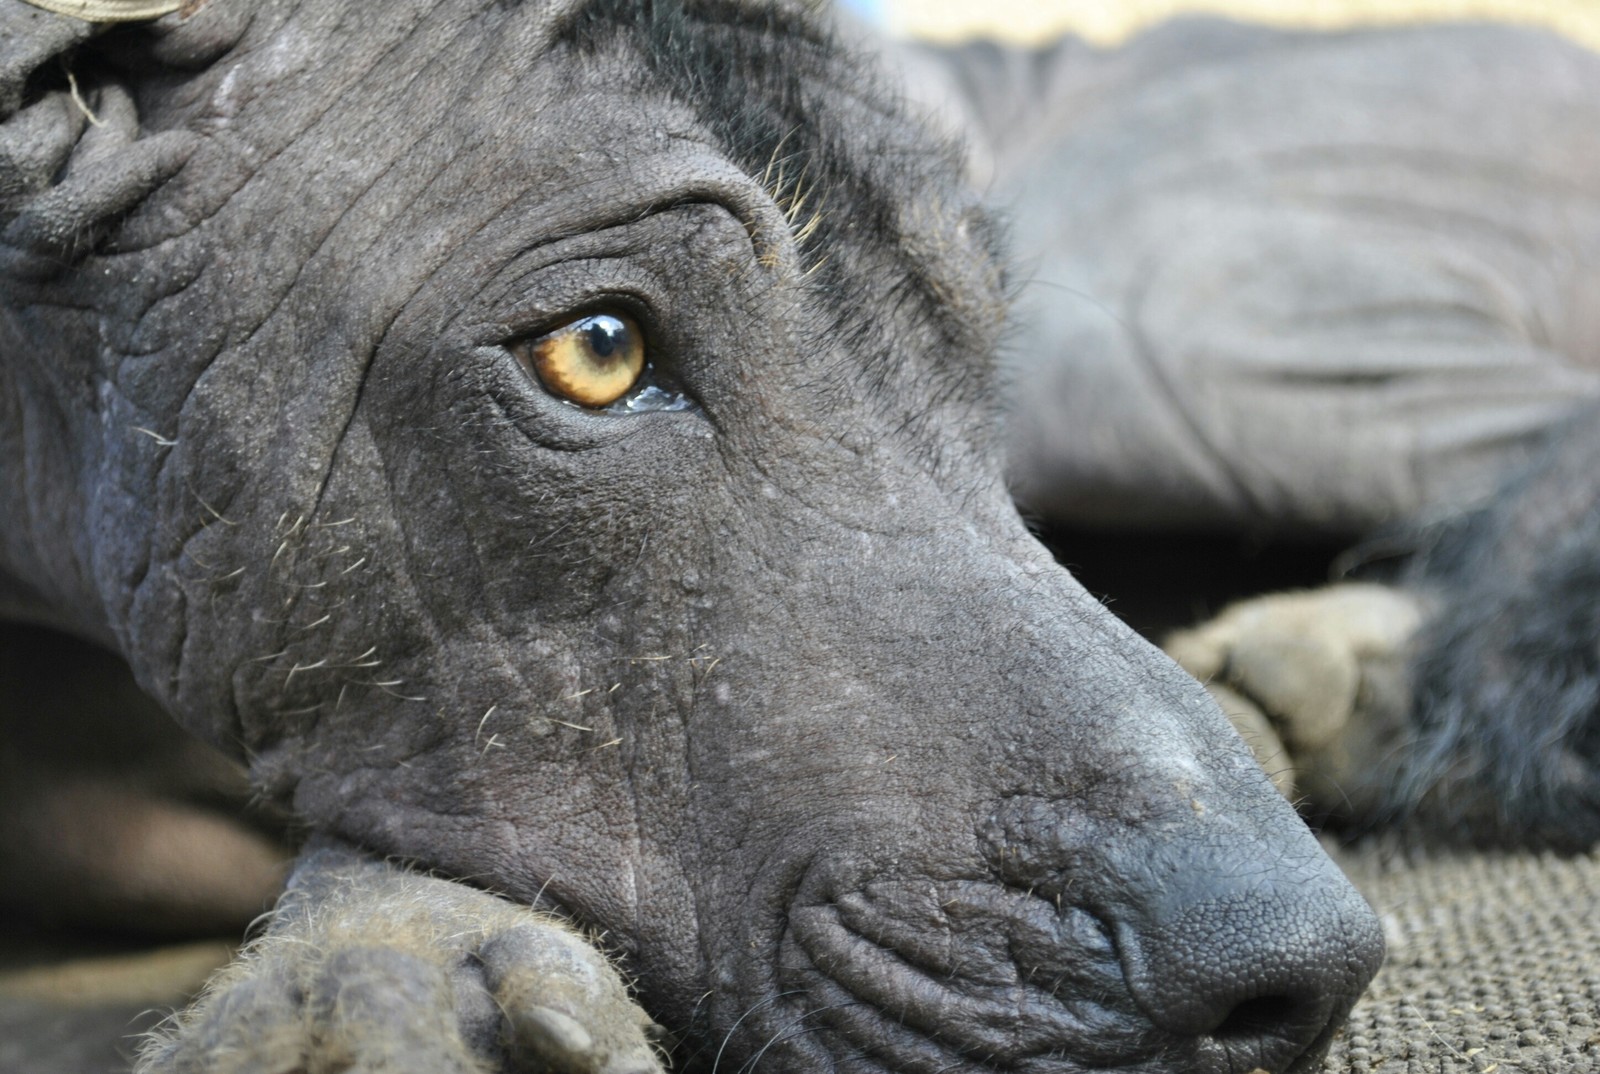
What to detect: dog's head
<box><xmin>0</xmin><ymin>2</ymin><xmax>1381</xmax><ymax>1070</ymax></box>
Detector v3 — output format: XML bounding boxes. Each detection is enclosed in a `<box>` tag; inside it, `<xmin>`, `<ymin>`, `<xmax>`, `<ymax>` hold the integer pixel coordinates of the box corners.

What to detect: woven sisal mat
<box><xmin>1324</xmin><ymin>842</ymin><xmax>1600</xmax><ymax>1073</ymax></box>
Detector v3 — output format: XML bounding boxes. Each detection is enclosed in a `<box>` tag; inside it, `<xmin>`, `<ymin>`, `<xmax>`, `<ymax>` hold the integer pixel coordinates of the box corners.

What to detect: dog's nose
<box><xmin>1088</xmin><ymin>816</ymin><xmax>1388</xmax><ymax>1074</ymax></box>
<box><xmin>1112</xmin><ymin>836</ymin><xmax>1385</xmax><ymax>1073</ymax></box>
<box><xmin>981</xmin><ymin>789</ymin><xmax>1384</xmax><ymax>1071</ymax></box>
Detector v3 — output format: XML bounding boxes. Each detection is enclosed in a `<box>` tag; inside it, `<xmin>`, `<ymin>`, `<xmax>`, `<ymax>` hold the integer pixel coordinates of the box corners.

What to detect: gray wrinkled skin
<box><xmin>884</xmin><ymin>20</ymin><xmax>1600</xmax><ymax>538</ymax></box>
<box><xmin>0</xmin><ymin>2</ymin><xmax>1383</xmax><ymax>1072</ymax></box>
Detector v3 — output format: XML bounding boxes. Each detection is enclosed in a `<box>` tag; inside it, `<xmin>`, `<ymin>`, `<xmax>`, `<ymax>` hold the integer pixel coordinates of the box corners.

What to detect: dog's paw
<box><xmin>137</xmin><ymin>847</ymin><xmax>662</xmax><ymax>1074</ymax></box>
<box><xmin>1165</xmin><ymin>583</ymin><xmax>1425</xmax><ymax>816</ymax></box>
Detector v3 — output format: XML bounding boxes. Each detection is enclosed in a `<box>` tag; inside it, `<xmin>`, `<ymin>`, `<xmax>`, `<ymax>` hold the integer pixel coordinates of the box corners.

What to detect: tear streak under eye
<box><xmin>605</xmin><ymin>382</ymin><xmax>694</xmax><ymax>414</ymax></box>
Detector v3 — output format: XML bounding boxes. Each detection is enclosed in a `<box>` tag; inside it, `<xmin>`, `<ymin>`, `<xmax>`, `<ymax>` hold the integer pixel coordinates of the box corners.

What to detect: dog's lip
<box><xmin>778</xmin><ymin>892</ymin><xmax>1163</xmax><ymax>1071</ymax></box>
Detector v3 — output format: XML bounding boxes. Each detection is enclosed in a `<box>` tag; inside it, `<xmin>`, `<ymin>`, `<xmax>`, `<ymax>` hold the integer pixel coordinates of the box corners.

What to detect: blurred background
<box><xmin>840</xmin><ymin>0</ymin><xmax>1600</xmax><ymax>48</ymax></box>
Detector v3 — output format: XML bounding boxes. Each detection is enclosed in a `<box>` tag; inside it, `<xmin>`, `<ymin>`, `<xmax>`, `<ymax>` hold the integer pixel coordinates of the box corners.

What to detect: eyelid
<box><xmin>515</xmin><ymin>287</ymin><xmax>658</xmax><ymax>339</ymax></box>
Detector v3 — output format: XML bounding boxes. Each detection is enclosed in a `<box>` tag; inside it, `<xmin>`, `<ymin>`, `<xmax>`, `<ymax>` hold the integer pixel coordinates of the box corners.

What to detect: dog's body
<box><xmin>888</xmin><ymin>18</ymin><xmax>1600</xmax><ymax>846</ymax></box>
<box><xmin>0</xmin><ymin>3</ymin><xmax>1595</xmax><ymax>1073</ymax></box>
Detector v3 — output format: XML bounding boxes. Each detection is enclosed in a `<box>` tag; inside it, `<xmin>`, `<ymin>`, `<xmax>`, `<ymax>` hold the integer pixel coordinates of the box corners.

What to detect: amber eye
<box><xmin>515</xmin><ymin>312</ymin><xmax>647</xmax><ymax>408</ymax></box>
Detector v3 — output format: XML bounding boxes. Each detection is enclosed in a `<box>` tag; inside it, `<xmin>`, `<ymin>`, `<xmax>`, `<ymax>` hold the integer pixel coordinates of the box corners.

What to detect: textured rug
<box><xmin>1325</xmin><ymin>842</ymin><xmax>1600</xmax><ymax>1073</ymax></box>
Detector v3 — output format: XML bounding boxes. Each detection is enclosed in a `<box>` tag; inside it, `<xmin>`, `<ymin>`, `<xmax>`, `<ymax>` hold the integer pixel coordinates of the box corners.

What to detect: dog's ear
<box><xmin>0</xmin><ymin>0</ymin><xmax>194</xmax><ymax>273</ymax></box>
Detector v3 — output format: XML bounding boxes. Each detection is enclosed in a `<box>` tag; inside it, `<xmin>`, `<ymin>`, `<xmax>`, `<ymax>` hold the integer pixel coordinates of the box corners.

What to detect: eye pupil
<box><xmin>584</xmin><ymin>316</ymin><xmax>622</xmax><ymax>360</ymax></box>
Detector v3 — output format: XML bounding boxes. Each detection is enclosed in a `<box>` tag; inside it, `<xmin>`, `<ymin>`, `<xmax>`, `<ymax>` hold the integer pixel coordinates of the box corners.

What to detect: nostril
<box><xmin>1212</xmin><ymin>994</ymin><xmax>1300</xmax><ymax>1041</ymax></box>
<box><xmin>1108</xmin><ymin>848</ymin><xmax>1385</xmax><ymax>1072</ymax></box>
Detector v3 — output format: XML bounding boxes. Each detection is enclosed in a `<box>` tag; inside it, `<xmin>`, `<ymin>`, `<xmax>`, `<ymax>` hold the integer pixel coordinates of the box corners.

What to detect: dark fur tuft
<box><xmin>1388</xmin><ymin>408</ymin><xmax>1600</xmax><ymax>848</ymax></box>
